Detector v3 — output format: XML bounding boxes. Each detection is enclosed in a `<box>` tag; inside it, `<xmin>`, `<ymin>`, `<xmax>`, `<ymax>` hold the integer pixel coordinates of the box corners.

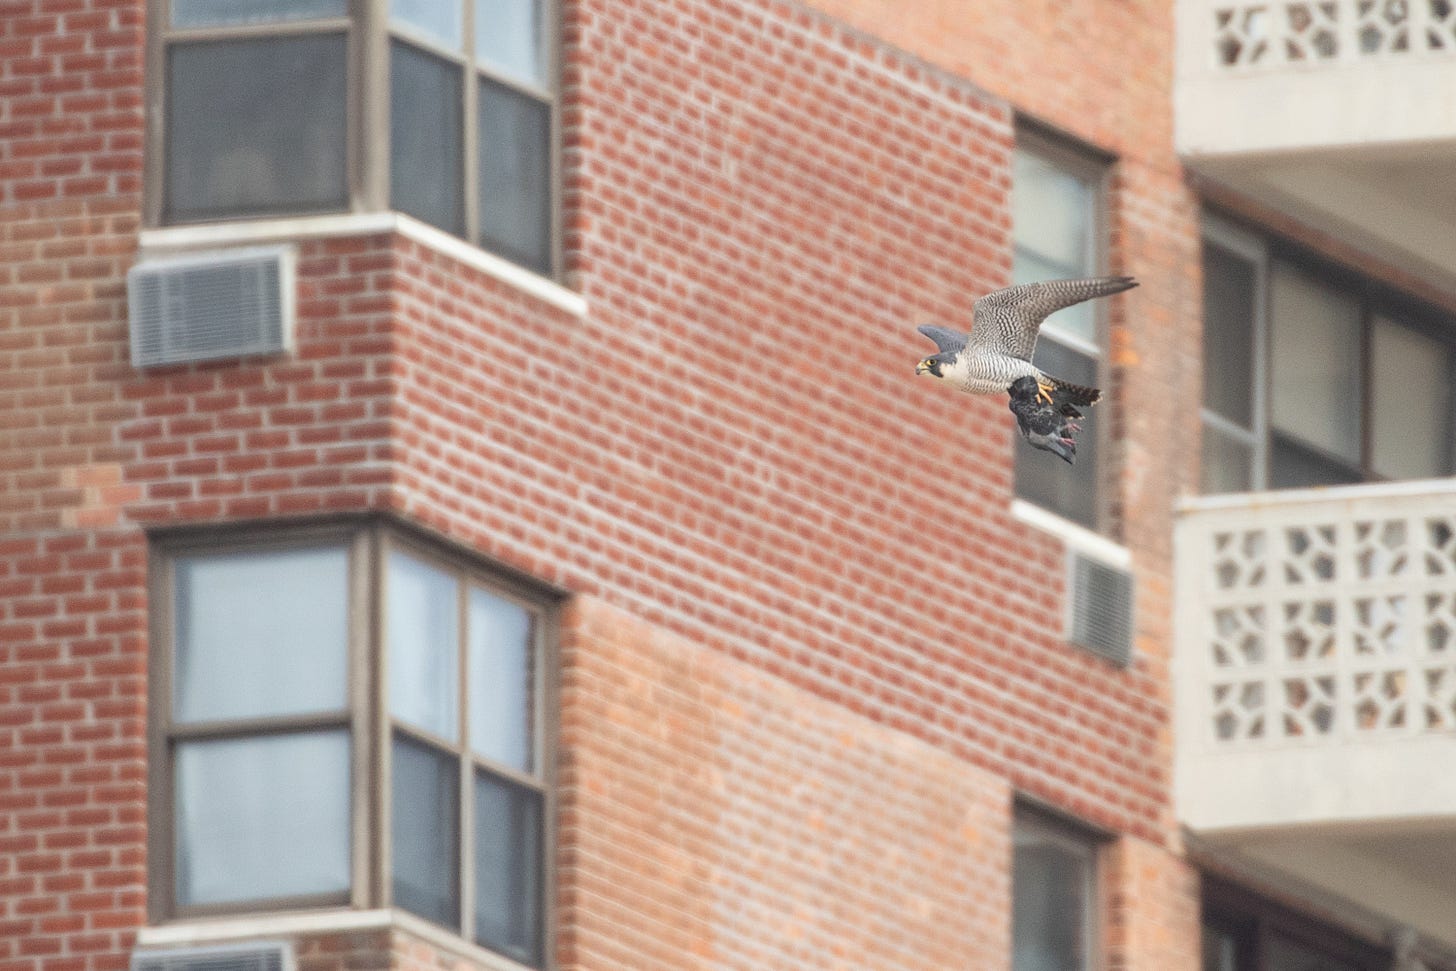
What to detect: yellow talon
<box><xmin>1036</xmin><ymin>380</ymin><xmax>1056</xmax><ymax>406</ymax></box>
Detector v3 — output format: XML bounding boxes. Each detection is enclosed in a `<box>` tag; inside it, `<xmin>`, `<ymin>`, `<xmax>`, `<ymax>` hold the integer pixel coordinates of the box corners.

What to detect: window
<box><xmin>1012</xmin><ymin>131</ymin><xmax>1112</xmax><ymax>530</ymax></box>
<box><xmin>1201</xmin><ymin>878</ymin><xmax>1388</xmax><ymax>971</ymax></box>
<box><xmin>148</xmin><ymin>0</ymin><xmax>559</xmax><ymax>277</ymax></box>
<box><xmin>1012</xmin><ymin>808</ymin><xmax>1100</xmax><ymax>971</ymax></box>
<box><xmin>149</xmin><ymin>522</ymin><xmax>553</xmax><ymax>967</ymax></box>
<box><xmin>1200</xmin><ymin>216</ymin><xmax>1456</xmax><ymax>494</ymax></box>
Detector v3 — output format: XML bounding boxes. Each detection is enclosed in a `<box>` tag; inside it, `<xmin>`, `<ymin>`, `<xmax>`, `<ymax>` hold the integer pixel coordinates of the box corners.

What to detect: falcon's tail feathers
<box><xmin>1048</xmin><ymin>378</ymin><xmax>1101</xmax><ymax>409</ymax></box>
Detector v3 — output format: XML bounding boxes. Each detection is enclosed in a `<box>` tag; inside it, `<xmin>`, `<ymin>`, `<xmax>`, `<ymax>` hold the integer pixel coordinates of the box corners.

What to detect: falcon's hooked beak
<box><xmin>915</xmin><ymin>358</ymin><xmax>937</xmax><ymax>376</ymax></box>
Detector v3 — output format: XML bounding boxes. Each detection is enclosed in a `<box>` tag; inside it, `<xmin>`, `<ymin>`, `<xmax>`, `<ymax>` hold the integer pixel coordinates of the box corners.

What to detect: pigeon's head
<box><xmin>1007</xmin><ymin>375</ymin><xmax>1041</xmax><ymax>399</ymax></box>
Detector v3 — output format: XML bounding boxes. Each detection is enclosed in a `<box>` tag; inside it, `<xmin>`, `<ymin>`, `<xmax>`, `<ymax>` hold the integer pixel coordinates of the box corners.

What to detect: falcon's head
<box><xmin>914</xmin><ymin>324</ymin><xmax>967</xmax><ymax>380</ymax></box>
<box><xmin>915</xmin><ymin>353</ymin><xmax>952</xmax><ymax>378</ymax></box>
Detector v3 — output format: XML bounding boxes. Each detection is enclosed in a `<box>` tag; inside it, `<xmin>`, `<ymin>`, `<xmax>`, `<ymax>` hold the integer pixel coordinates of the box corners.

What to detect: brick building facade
<box><xmin>3</xmin><ymin>0</ymin><xmax>1454</xmax><ymax>970</ymax></box>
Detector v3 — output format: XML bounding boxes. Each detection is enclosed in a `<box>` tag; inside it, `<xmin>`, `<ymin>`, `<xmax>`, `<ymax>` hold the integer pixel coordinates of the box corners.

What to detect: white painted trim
<box><xmin>138</xmin><ymin>212</ymin><xmax>588</xmax><ymax>319</ymax></box>
<box><xmin>1009</xmin><ymin>498</ymin><xmax>1132</xmax><ymax>569</ymax></box>
<box><xmin>138</xmin><ymin>214</ymin><xmax>398</xmax><ymax>252</ymax></box>
<box><xmin>391</xmin><ymin>214</ymin><xmax>587</xmax><ymax>318</ymax></box>
<box><xmin>134</xmin><ymin>909</ymin><xmax>534</xmax><ymax>971</ymax></box>
<box><xmin>135</xmin><ymin>909</ymin><xmax>392</xmax><ymax>946</ymax></box>
<box><xmin>1176</xmin><ymin>475</ymin><xmax>1456</xmax><ymax>515</ymax></box>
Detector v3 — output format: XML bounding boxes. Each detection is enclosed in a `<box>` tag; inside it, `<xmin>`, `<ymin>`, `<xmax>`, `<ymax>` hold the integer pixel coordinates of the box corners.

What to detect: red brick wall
<box><xmin>1</xmin><ymin>0</ymin><xmax>1210</xmax><ymax>968</ymax></box>
<box><xmin>558</xmin><ymin>595</ymin><xmax>1012</xmax><ymax>970</ymax></box>
<box><xmin>0</xmin><ymin>529</ymin><xmax>147</xmax><ymax>971</ymax></box>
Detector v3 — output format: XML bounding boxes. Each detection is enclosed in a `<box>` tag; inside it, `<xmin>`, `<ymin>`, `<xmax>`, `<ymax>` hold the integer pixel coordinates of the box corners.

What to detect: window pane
<box><xmin>1014</xmin><ymin>149</ymin><xmax>1096</xmax><ymax>344</ymax></box>
<box><xmin>469</xmin><ymin>588</ymin><xmax>536</xmax><ymax>773</ymax></box>
<box><xmin>476</xmin><ymin>0</ymin><xmax>546</xmax><ymax>85</ymax></box>
<box><xmin>176</xmin><ymin>731</ymin><xmax>350</xmax><ymax>907</ymax></box>
<box><xmin>1014</xmin><ymin>338</ymin><xmax>1098</xmax><ymax>528</ymax></box>
<box><xmin>1269</xmin><ymin>264</ymin><xmax>1362</xmax><ymax>463</ymax></box>
<box><xmin>1012</xmin><ymin>824</ymin><xmax>1093</xmax><ymax>971</ymax></box>
<box><xmin>1266</xmin><ymin>934</ymin><xmax>1358</xmax><ymax>971</ymax></box>
<box><xmin>388</xmin><ymin>550</ymin><xmax>460</xmax><ymax>740</ymax></box>
<box><xmin>1202</xmin><ymin>243</ymin><xmax>1257</xmax><ymax>427</ymax></box>
<box><xmin>174</xmin><ymin>545</ymin><xmax>348</xmax><ymax>723</ymax></box>
<box><xmin>1270</xmin><ymin>431</ymin><xmax>1362</xmax><ymax>489</ymax></box>
<box><xmin>1201</xmin><ymin>425</ymin><xmax>1254</xmax><ymax>495</ymax></box>
<box><xmin>1371</xmin><ymin>317</ymin><xmax>1452</xmax><ymax>480</ymax></box>
<box><xmin>392</xmin><ymin>734</ymin><xmax>461</xmax><ymax>928</ymax></box>
<box><xmin>474</xmin><ymin>770</ymin><xmax>544</xmax><ymax>967</ymax></box>
<box><xmin>390</xmin><ymin>0</ymin><xmax>465</xmax><ymax>49</ymax></box>
<box><xmin>172</xmin><ymin>0</ymin><xmax>345</xmax><ymax>28</ymax></box>
<box><xmin>1202</xmin><ymin>924</ymin><xmax>1242</xmax><ymax>971</ymax></box>
<box><xmin>477</xmin><ymin>78</ymin><xmax>552</xmax><ymax>275</ymax></box>
<box><xmin>391</xmin><ymin>40</ymin><xmax>465</xmax><ymax>235</ymax></box>
<box><xmin>166</xmin><ymin>35</ymin><xmax>348</xmax><ymax>223</ymax></box>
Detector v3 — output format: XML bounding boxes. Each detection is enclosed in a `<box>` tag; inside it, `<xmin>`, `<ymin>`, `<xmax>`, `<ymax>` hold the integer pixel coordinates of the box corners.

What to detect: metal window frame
<box><xmin>1011</xmin><ymin>123</ymin><xmax>1118</xmax><ymax>536</ymax></box>
<box><xmin>1200</xmin><ymin>211</ymin><xmax>1456</xmax><ymax>493</ymax></box>
<box><xmin>147</xmin><ymin>517</ymin><xmax>558</xmax><ymax>970</ymax></box>
<box><xmin>377</xmin><ymin>531</ymin><xmax>552</xmax><ymax>963</ymax></box>
<box><xmin>146</xmin><ymin>521</ymin><xmax>371</xmax><ymax>921</ymax></box>
<box><xmin>1200</xmin><ymin>215</ymin><xmax>1270</xmax><ymax>492</ymax></box>
<box><xmin>143</xmin><ymin>0</ymin><xmax>563</xmax><ymax>279</ymax></box>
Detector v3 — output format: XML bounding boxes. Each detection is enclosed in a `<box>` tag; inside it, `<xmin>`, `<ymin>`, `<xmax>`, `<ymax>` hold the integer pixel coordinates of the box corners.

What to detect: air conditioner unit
<box><xmin>127</xmin><ymin>245</ymin><xmax>295</xmax><ymax>367</ymax></box>
<box><xmin>1067</xmin><ymin>549</ymin><xmax>1134</xmax><ymax>666</ymax></box>
<box><xmin>131</xmin><ymin>942</ymin><xmax>294</xmax><ymax>971</ymax></box>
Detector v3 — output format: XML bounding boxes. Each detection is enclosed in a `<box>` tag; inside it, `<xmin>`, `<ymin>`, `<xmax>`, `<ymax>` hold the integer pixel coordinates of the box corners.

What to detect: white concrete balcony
<box><xmin>1176</xmin><ymin>0</ymin><xmax>1456</xmax><ymax>287</ymax></box>
<box><xmin>1175</xmin><ymin>480</ymin><xmax>1456</xmax><ymax>947</ymax></box>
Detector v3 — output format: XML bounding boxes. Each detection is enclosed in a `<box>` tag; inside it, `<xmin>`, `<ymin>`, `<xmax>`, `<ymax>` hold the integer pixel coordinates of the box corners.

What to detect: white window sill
<box><xmin>135</xmin><ymin>908</ymin><xmax>536</xmax><ymax>971</ymax></box>
<box><xmin>138</xmin><ymin>212</ymin><xmax>588</xmax><ymax>319</ymax></box>
<box><xmin>1009</xmin><ymin>498</ymin><xmax>1131</xmax><ymax>569</ymax></box>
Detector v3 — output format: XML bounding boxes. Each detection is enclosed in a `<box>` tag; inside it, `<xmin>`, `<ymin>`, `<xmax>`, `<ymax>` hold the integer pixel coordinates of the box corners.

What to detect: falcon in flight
<box><xmin>914</xmin><ymin>276</ymin><xmax>1137</xmax><ymax>462</ymax></box>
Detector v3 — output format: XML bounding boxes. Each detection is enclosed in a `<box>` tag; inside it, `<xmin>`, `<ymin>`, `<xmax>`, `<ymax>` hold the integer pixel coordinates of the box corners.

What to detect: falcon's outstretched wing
<box><xmin>969</xmin><ymin>276</ymin><xmax>1137</xmax><ymax>362</ymax></box>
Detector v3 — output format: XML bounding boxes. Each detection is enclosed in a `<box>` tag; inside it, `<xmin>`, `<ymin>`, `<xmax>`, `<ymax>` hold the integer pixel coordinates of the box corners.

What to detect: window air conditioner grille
<box><xmin>127</xmin><ymin>245</ymin><xmax>294</xmax><ymax>367</ymax></box>
<box><xmin>131</xmin><ymin>942</ymin><xmax>293</xmax><ymax>971</ymax></box>
<box><xmin>1068</xmin><ymin>551</ymin><xmax>1134</xmax><ymax>666</ymax></box>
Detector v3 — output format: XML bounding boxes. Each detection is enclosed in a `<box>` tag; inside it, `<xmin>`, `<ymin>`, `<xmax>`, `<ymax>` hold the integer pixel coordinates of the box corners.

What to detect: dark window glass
<box><xmin>1202</xmin><ymin>244</ymin><xmax>1257</xmax><ymax>427</ymax></box>
<box><xmin>1270</xmin><ymin>432</ymin><xmax>1362</xmax><ymax>489</ymax></box>
<box><xmin>1266</xmin><ymin>934</ymin><xmax>1360</xmax><ymax>971</ymax></box>
<box><xmin>1012</xmin><ymin>822</ymin><xmax>1094</xmax><ymax>971</ymax></box>
<box><xmin>477</xmin><ymin>77</ymin><xmax>552</xmax><ymax>274</ymax></box>
<box><xmin>391</xmin><ymin>40</ymin><xmax>465</xmax><ymax>236</ymax></box>
<box><xmin>165</xmin><ymin>34</ymin><xmax>348</xmax><ymax>222</ymax></box>
<box><xmin>474</xmin><ymin>771</ymin><xmax>544</xmax><ymax>965</ymax></box>
<box><xmin>1014</xmin><ymin>337</ymin><xmax>1099</xmax><ymax>528</ymax></box>
<box><xmin>1201</xmin><ymin>921</ymin><xmax>1244</xmax><ymax>971</ymax></box>
<box><xmin>1269</xmin><ymin>264</ymin><xmax>1362</xmax><ymax>465</ymax></box>
<box><xmin>392</xmin><ymin>733</ymin><xmax>461</xmax><ymax>928</ymax></box>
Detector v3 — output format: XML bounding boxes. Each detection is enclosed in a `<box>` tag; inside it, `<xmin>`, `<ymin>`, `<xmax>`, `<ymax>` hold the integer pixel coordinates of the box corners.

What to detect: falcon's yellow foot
<box><xmin>1036</xmin><ymin>380</ymin><xmax>1056</xmax><ymax>406</ymax></box>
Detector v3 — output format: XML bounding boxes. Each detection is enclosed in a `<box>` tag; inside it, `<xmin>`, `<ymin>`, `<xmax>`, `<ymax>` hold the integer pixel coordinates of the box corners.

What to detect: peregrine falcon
<box><xmin>1007</xmin><ymin>375</ymin><xmax>1083</xmax><ymax>464</ymax></box>
<box><xmin>908</xmin><ymin>275</ymin><xmax>1135</xmax><ymax>465</ymax></box>
<box><xmin>913</xmin><ymin>276</ymin><xmax>1137</xmax><ymax>460</ymax></box>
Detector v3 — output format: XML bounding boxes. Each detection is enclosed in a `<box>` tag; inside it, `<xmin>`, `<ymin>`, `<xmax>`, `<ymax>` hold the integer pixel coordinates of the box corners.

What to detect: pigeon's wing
<box><xmin>916</xmin><ymin>324</ymin><xmax>968</xmax><ymax>355</ymax></box>
<box><xmin>969</xmin><ymin>276</ymin><xmax>1137</xmax><ymax>362</ymax></box>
